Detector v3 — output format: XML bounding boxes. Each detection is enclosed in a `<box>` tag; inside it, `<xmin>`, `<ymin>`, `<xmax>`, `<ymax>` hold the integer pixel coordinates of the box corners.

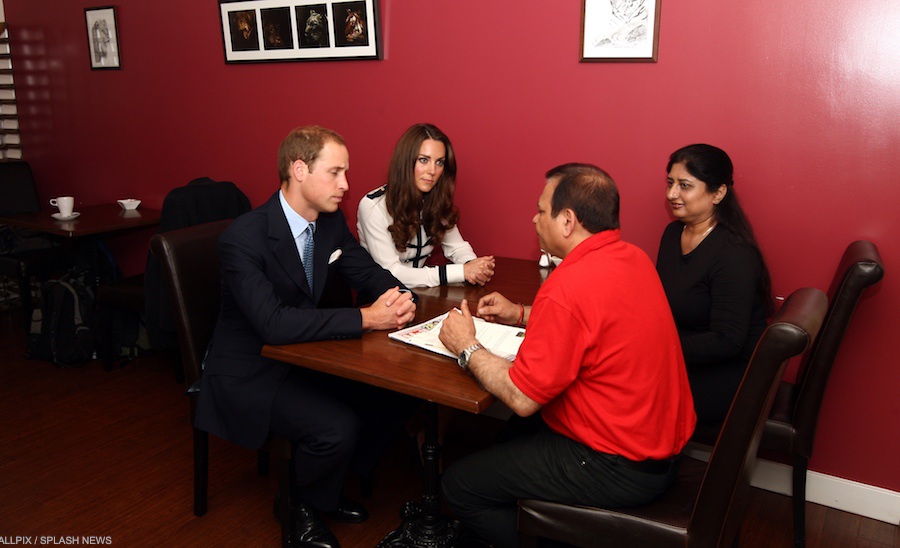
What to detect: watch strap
<box><xmin>458</xmin><ymin>342</ymin><xmax>485</xmax><ymax>370</ymax></box>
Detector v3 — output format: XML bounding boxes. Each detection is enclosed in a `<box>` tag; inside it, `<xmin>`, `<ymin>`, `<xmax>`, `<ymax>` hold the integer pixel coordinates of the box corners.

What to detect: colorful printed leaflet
<box><xmin>389</xmin><ymin>310</ymin><xmax>526</xmax><ymax>361</ymax></box>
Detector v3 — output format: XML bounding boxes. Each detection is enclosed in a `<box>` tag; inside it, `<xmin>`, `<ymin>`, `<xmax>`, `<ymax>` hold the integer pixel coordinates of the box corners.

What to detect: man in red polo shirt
<box><xmin>439</xmin><ymin>163</ymin><xmax>696</xmax><ymax>548</ymax></box>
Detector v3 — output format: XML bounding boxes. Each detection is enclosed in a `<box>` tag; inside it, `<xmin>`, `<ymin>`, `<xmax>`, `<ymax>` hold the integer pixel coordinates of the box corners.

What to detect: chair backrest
<box><xmin>790</xmin><ymin>240</ymin><xmax>884</xmax><ymax>457</ymax></box>
<box><xmin>0</xmin><ymin>160</ymin><xmax>40</xmax><ymax>215</ymax></box>
<box><xmin>690</xmin><ymin>287</ymin><xmax>827</xmax><ymax>547</ymax></box>
<box><xmin>155</xmin><ymin>177</ymin><xmax>252</xmax><ymax>234</ymax></box>
<box><xmin>150</xmin><ymin>220</ymin><xmax>232</xmax><ymax>388</ymax></box>
<box><xmin>145</xmin><ymin>177</ymin><xmax>251</xmax><ymax>350</ymax></box>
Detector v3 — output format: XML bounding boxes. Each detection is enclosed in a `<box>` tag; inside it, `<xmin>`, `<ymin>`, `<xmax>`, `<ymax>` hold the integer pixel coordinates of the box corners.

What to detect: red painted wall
<box><xmin>6</xmin><ymin>1</ymin><xmax>899</xmax><ymax>492</ymax></box>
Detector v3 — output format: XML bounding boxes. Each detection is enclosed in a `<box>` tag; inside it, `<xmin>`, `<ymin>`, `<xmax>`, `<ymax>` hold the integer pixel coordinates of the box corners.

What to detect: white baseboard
<box><xmin>683</xmin><ymin>443</ymin><xmax>900</xmax><ymax>525</ymax></box>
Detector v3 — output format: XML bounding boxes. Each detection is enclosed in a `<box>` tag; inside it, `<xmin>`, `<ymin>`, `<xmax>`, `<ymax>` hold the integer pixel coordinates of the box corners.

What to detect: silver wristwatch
<box><xmin>457</xmin><ymin>343</ymin><xmax>484</xmax><ymax>371</ymax></box>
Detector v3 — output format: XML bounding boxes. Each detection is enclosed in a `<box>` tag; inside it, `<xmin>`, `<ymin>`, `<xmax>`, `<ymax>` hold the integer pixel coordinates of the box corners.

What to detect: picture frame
<box><xmin>580</xmin><ymin>0</ymin><xmax>660</xmax><ymax>62</ymax></box>
<box><xmin>85</xmin><ymin>6</ymin><xmax>121</xmax><ymax>70</ymax></box>
<box><xmin>218</xmin><ymin>0</ymin><xmax>381</xmax><ymax>63</ymax></box>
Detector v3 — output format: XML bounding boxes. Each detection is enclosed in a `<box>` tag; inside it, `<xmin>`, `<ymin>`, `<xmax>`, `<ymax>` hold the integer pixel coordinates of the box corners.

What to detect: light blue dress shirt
<box><xmin>278</xmin><ymin>189</ymin><xmax>315</xmax><ymax>261</ymax></box>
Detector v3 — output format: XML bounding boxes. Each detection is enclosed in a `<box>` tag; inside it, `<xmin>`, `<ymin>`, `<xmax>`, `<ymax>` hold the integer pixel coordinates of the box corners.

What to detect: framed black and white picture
<box><xmin>581</xmin><ymin>0</ymin><xmax>660</xmax><ymax>62</ymax></box>
<box><xmin>219</xmin><ymin>0</ymin><xmax>381</xmax><ymax>63</ymax></box>
<box><xmin>85</xmin><ymin>6</ymin><xmax>121</xmax><ymax>69</ymax></box>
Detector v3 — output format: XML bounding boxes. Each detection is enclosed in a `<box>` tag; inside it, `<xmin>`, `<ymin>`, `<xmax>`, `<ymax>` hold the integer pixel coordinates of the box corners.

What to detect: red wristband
<box><xmin>517</xmin><ymin>303</ymin><xmax>525</xmax><ymax>325</ymax></box>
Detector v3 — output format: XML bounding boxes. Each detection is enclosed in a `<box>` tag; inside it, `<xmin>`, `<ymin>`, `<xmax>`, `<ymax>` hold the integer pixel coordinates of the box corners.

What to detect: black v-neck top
<box><xmin>656</xmin><ymin>221</ymin><xmax>768</xmax><ymax>423</ymax></box>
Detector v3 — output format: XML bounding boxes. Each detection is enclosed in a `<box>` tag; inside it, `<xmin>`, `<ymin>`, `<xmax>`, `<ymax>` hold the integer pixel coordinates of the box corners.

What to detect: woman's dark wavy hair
<box><xmin>668</xmin><ymin>144</ymin><xmax>774</xmax><ymax>316</ymax></box>
<box><xmin>385</xmin><ymin>123</ymin><xmax>459</xmax><ymax>252</ymax></box>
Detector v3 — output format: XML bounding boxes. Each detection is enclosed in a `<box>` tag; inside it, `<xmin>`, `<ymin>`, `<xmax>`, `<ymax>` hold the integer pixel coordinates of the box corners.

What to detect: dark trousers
<box><xmin>441</xmin><ymin>422</ymin><xmax>679</xmax><ymax>548</ymax></box>
<box><xmin>269</xmin><ymin>367</ymin><xmax>418</xmax><ymax>511</ymax></box>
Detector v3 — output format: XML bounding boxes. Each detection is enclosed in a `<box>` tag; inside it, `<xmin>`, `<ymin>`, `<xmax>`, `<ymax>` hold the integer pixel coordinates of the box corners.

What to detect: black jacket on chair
<box><xmin>144</xmin><ymin>177</ymin><xmax>251</xmax><ymax>349</ymax></box>
<box><xmin>194</xmin><ymin>191</ymin><xmax>404</xmax><ymax>450</ymax></box>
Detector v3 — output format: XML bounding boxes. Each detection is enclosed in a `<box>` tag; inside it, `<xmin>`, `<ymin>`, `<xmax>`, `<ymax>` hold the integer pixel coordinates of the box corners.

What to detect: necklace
<box><xmin>693</xmin><ymin>223</ymin><xmax>715</xmax><ymax>240</ymax></box>
<box><xmin>682</xmin><ymin>223</ymin><xmax>716</xmax><ymax>254</ymax></box>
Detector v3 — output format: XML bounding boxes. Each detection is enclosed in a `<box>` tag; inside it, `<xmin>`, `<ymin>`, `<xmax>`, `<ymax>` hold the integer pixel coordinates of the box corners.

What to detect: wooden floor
<box><xmin>0</xmin><ymin>305</ymin><xmax>897</xmax><ymax>547</ymax></box>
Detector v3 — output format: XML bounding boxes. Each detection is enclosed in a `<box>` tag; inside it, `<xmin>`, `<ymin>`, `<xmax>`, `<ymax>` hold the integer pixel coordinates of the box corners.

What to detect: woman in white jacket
<box><xmin>357</xmin><ymin>123</ymin><xmax>494</xmax><ymax>288</ymax></box>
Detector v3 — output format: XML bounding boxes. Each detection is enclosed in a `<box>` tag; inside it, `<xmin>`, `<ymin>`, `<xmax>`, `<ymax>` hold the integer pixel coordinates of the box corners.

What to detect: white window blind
<box><xmin>0</xmin><ymin>21</ymin><xmax>22</xmax><ymax>160</ymax></box>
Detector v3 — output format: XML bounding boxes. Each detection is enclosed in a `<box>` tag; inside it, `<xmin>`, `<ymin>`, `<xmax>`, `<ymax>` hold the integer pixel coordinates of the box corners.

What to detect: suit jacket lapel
<box><xmin>311</xmin><ymin>213</ymin><xmax>338</xmax><ymax>302</ymax></box>
<box><xmin>266</xmin><ymin>193</ymin><xmax>312</xmax><ymax>297</ymax></box>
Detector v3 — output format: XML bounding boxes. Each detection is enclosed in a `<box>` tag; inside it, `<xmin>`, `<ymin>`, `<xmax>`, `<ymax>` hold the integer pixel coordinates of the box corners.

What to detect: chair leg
<box><xmin>360</xmin><ymin>474</ymin><xmax>374</xmax><ymax>499</ymax></box>
<box><xmin>194</xmin><ymin>428</ymin><xmax>209</xmax><ymax>516</ymax></box>
<box><xmin>100</xmin><ymin>301</ymin><xmax>115</xmax><ymax>371</ymax></box>
<box><xmin>792</xmin><ymin>454</ymin><xmax>808</xmax><ymax>547</ymax></box>
<box><xmin>258</xmin><ymin>450</ymin><xmax>270</xmax><ymax>476</ymax></box>
<box><xmin>18</xmin><ymin>271</ymin><xmax>32</xmax><ymax>335</ymax></box>
<box><xmin>174</xmin><ymin>352</ymin><xmax>186</xmax><ymax>384</ymax></box>
<box><xmin>277</xmin><ymin>456</ymin><xmax>295</xmax><ymax>548</ymax></box>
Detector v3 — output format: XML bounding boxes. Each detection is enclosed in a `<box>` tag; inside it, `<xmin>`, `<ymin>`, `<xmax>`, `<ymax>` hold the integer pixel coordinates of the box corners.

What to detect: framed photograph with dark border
<box><xmin>580</xmin><ymin>0</ymin><xmax>660</xmax><ymax>62</ymax></box>
<box><xmin>219</xmin><ymin>0</ymin><xmax>381</xmax><ymax>63</ymax></box>
<box><xmin>85</xmin><ymin>6</ymin><xmax>121</xmax><ymax>69</ymax></box>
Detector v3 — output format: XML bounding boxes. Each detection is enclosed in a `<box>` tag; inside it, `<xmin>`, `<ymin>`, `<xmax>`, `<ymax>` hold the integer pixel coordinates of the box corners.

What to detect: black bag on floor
<box><xmin>27</xmin><ymin>272</ymin><xmax>96</xmax><ymax>366</ymax></box>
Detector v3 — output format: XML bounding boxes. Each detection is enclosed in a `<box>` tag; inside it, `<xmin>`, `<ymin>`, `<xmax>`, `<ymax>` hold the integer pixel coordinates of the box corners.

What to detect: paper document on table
<box><xmin>389</xmin><ymin>310</ymin><xmax>526</xmax><ymax>361</ymax></box>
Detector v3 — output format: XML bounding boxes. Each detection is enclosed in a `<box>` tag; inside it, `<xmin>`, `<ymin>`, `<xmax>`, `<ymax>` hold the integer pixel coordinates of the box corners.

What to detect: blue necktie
<box><xmin>302</xmin><ymin>224</ymin><xmax>315</xmax><ymax>292</ymax></box>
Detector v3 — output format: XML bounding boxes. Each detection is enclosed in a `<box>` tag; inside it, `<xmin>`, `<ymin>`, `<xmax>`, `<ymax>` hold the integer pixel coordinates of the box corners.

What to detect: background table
<box><xmin>0</xmin><ymin>203</ymin><xmax>161</xmax><ymax>332</ymax></box>
<box><xmin>262</xmin><ymin>257</ymin><xmax>549</xmax><ymax>546</ymax></box>
<box><xmin>0</xmin><ymin>203</ymin><xmax>161</xmax><ymax>238</ymax></box>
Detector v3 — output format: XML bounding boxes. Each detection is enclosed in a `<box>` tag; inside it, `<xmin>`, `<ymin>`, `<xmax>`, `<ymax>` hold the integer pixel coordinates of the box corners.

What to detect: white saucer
<box><xmin>51</xmin><ymin>212</ymin><xmax>80</xmax><ymax>221</ymax></box>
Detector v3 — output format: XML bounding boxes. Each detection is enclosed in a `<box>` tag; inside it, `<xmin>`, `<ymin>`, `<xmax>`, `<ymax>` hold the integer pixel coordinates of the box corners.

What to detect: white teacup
<box><xmin>50</xmin><ymin>196</ymin><xmax>75</xmax><ymax>217</ymax></box>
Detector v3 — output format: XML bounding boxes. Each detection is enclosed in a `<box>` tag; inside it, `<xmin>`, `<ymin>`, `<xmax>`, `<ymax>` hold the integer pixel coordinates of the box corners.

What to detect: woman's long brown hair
<box><xmin>385</xmin><ymin>123</ymin><xmax>459</xmax><ymax>251</ymax></box>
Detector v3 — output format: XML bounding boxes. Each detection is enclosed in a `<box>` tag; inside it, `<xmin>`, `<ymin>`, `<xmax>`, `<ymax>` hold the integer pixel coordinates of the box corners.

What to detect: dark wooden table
<box><xmin>0</xmin><ymin>203</ymin><xmax>162</xmax><ymax>331</ymax></box>
<box><xmin>262</xmin><ymin>256</ymin><xmax>549</xmax><ymax>547</ymax></box>
<box><xmin>0</xmin><ymin>203</ymin><xmax>161</xmax><ymax>238</ymax></box>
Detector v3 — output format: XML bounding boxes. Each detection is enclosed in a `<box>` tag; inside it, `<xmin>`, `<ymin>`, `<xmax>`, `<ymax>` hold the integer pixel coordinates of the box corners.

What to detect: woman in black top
<box><xmin>656</xmin><ymin>144</ymin><xmax>773</xmax><ymax>426</ymax></box>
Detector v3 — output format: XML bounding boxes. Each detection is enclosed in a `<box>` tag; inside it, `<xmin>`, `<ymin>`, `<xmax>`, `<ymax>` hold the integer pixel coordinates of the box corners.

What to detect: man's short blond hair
<box><xmin>277</xmin><ymin>126</ymin><xmax>346</xmax><ymax>184</ymax></box>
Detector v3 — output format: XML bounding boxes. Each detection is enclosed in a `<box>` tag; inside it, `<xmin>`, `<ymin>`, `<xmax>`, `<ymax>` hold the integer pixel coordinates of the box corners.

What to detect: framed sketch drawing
<box><xmin>581</xmin><ymin>0</ymin><xmax>660</xmax><ymax>62</ymax></box>
<box><xmin>85</xmin><ymin>6</ymin><xmax>121</xmax><ymax>69</ymax></box>
<box><xmin>219</xmin><ymin>0</ymin><xmax>381</xmax><ymax>63</ymax></box>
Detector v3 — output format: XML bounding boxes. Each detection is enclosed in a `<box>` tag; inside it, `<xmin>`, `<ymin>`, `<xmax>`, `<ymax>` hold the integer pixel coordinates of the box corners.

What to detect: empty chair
<box><xmin>144</xmin><ymin>177</ymin><xmax>251</xmax><ymax>354</ymax></box>
<box><xmin>0</xmin><ymin>160</ymin><xmax>40</xmax><ymax>215</ymax></box>
<box><xmin>518</xmin><ymin>287</ymin><xmax>828</xmax><ymax>548</ymax></box>
<box><xmin>760</xmin><ymin>240</ymin><xmax>884</xmax><ymax>547</ymax></box>
<box><xmin>150</xmin><ymin>220</ymin><xmax>293</xmax><ymax>547</ymax></box>
<box><xmin>98</xmin><ymin>177</ymin><xmax>251</xmax><ymax>375</ymax></box>
<box><xmin>0</xmin><ymin>160</ymin><xmax>73</xmax><ymax>331</ymax></box>
<box><xmin>96</xmin><ymin>272</ymin><xmax>145</xmax><ymax>369</ymax></box>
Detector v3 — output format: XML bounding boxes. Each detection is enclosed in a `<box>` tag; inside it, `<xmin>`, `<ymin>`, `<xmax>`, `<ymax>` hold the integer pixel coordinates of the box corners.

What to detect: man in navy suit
<box><xmin>194</xmin><ymin>126</ymin><xmax>417</xmax><ymax>548</ymax></box>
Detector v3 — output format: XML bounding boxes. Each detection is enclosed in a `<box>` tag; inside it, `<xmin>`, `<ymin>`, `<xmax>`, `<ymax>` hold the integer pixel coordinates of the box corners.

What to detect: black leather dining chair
<box><xmin>758</xmin><ymin>240</ymin><xmax>884</xmax><ymax>547</ymax></box>
<box><xmin>517</xmin><ymin>287</ymin><xmax>828</xmax><ymax>548</ymax></box>
<box><xmin>0</xmin><ymin>160</ymin><xmax>41</xmax><ymax>216</ymax></box>
<box><xmin>150</xmin><ymin>220</ymin><xmax>294</xmax><ymax>548</ymax></box>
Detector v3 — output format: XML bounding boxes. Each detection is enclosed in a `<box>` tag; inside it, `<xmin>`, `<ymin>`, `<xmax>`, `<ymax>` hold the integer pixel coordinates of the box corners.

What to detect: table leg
<box><xmin>379</xmin><ymin>401</ymin><xmax>461</xmax><ymax>547</ymax></box>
